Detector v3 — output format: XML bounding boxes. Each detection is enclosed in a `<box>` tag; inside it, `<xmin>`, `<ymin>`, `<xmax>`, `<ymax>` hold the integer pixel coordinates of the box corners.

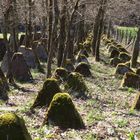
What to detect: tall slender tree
<box><xmin>131</xmin><ymin>28</ymin><xmax>140</xmax><ymax>68</ymax></box>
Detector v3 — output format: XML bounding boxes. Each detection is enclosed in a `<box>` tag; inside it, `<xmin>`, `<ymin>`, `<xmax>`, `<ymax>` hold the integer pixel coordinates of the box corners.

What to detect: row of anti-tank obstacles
<box><xmin>0</xmin><ymin>45</ymin><xmax>92</xmax><ymax>139</ymax></box>
<box><xmin>102</xmin><ymin>35</ymin><xmax>140</xmax><ymax>111</ymax></box>
<box><xmin>1</xmin><ymin>32</ymin><xmax>140</xmax><ymax>139</ymax></box>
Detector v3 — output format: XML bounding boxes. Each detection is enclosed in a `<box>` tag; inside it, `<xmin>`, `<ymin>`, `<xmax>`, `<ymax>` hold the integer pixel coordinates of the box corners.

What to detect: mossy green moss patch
<box><xmin>53</xmin><ymin>67</ymin><xmax>68</xmax><ymax>81</ymax></box>
<box><xmin>65</xmin><ymin>72</ymin><xmax>88</xmax><ymax>98</ymax></box>
<box><xmin>31</xmin><ymin>78</ymin><xmax>61</xmax><ymax>108</ymax></box>
<box><xmin>44</xmin><ymin>93</ymin><xmax>85</xmax><ymax>129</ymax></box>
<box><xmin>0</xmin><ymin>113</ymin><xmax>32</xmax><ymax>140</ymax></box>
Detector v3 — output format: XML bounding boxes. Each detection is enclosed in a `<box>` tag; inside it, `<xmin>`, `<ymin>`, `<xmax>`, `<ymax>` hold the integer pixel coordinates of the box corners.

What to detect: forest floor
<box><xmin>0</xmin><ymin>46</ymin><xmax>140</xmax><ymax>140</ymax></box>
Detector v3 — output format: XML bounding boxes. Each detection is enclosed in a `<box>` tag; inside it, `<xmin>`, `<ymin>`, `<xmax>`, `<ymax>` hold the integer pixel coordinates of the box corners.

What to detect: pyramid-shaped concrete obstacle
<box><xmin>75</xmin><ymin>62</ymin><xmax>91</xmax><ymax>77</ymax></box>
<box><xmin>65</xmin><ymin>72</ymin><xmax>88</xmax><ymax>98</ymax></box>
<box><xmin>121</xmin><ymin>72</ymin><xmax>140</xmax><ymax>89</ymax></box>
<box><xmin>31</xmin><ymin>78</ymin><xmax>61</xmax><ymax>108</ymax></box>
<box><xmin>132</xmin><ymin>92</ymin><xmax>140</xmax><ymax>110</ymax></box>
<box><xmin>0</xmin><ymin>113</ymin><xmax>32</xmax><ymax>140</ymax></box>
<box><xmin>44</xmin><ymin>93</ymin><xmax>85</xmax><ymax>129</ymax></box>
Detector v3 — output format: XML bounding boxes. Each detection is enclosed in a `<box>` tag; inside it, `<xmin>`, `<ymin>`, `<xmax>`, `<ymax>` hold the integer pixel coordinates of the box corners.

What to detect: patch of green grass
<box><xmin>128</xmin><ymin>88</ymin><xmax>135</xmax><ymax>93</ymax></box>
<box><xmin>83</xmin><ymin>133</ymin><xmax>97</xmax><ymax>140</ymax></box>
<box><xmin>128</xmin><ymin>132</ymin><xmax>135</xmax><ymax>140</ymax></box>
<box><xmin>86</xmin><ymin>99</ymin><xmax>96</xmax><ymax>107</ymax></box>
<box><xmin>86</xmin><ymin>110</ymin><xmax>105</xmax><ymax>126</ymax></box>
<box><xmin>116</xmin><ymin>26</ymin><xmax>138</xmax><ymax>38</ymax></box>
<box><xmin>115</xmin><ymin>119</ymin><xmax>128</xmax><ymax>128</ymax></box>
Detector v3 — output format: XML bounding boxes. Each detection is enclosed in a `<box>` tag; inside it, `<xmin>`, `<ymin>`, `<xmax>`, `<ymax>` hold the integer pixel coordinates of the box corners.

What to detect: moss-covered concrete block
<box><xmin>121</xmin><ymin>72</ymin><xmax>140</xmax><ymax>89</ymax></box>
<box><xmin>65</xmin><ymin>72</ymin><xmax>88</xmax><ymax>98</ymax></box>
<box><xmin>0</xmin><ymin>113</ymin><xmax>32</xmax><ymax>140</ymax></box>
<box><xmin>75</xmin><ymin>62</ymin><xmax>91</xmax><ymax>77</ymax></box>
<box><xmin>53</xmin><ymin>67</ymin><xmax>68</xmax><ymax>81</ymax></box>
<box><xmin>31</xmin><ymin>78</ymin><xmax>61</xmax><ymax>108</ymax></box>
<box><xmin>119</xmin><ymin>52</ymin><xmax>131</xmax><ymax>63</ymax></box>
<box><xmin>110</xmin><ymin>57</ymin><xmax>122</xmax><ymax>67</ymax></box>
<box><xmin>115</xmin><ymin>63</ymin><xmax>133</xmax><ymax>75</ymax></box>
<box><xmin>132</xmin><ymin>92</ymin><xmax>140</xmax><ymax>110</ymax></box>
<box><xmin>44</xmin><ymin>93</ymin><xmax>85</xmax><ymax>129</ymax></box>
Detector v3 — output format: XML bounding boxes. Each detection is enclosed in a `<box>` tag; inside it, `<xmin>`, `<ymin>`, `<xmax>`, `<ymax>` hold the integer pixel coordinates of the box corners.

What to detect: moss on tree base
<box><xmin>44</xmin><ymin>93</ymin><xmax>85</xmax><ymax>129</ymax></box>
<box><xmin>0</xmin><ymin>113</ymin><xmax>32</xmax><ymax>140</ymax></box>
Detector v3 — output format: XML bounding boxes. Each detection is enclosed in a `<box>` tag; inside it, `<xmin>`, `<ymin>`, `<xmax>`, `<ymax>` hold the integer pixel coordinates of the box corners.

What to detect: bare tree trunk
<box><xmin>47</xmin><ymin>0</ymin><xmax>53</xmax><ymax>52</ymax></box>
<box><xmin>125</xmin><ymin>29</ymin><xmax>129</xmax><ymax>45</ymax></box>
<box><xmin>3</xmin><ymin>2</ymin><xmax>14</xmax><ymax>83</ymax></box>
<box><xmin>95</xmin><ymin>0</ymin><xmax>107</xmax><ymax>61</ymax></box>
<box><xmin>12</xmin><ymin>0</ymin><xmax>19</xmax><ymax>52</ymax></box>
<box><xmin>92</xmin><ymin>0</ymin><xmax>106</xmax><ymax>56</ymax></box>
<box><xmin>107</xmin><ymin>18</ymin><xmax>111</xmax><ymax>39</ymax></box>
<box><xmin>92</xmin><ymin>11</ymin><xmax>101</xmax><ymax>56</ymax></box>
<box><xmin>57</xmin><ymin>0</ymin><xmax>67</xmax><ymax>67</ymax></box>
<box><xmin>131</xmin><ymin>28</ymin><xmax>140</xmax><ymax>68</ymax></box>
<box><xmin>47</xmin><ymin>0</ymin><xmax>60</xmax><ymax>77</ymax></box>
<box><xmin>61</xmin><ymin>0</ymin><xmax>80</xmax><ymax>67</ymax></box>
<box><xmin>116</xmin><ymin>28</ymin><xmax>119</xmax><ymax>41</ymax></box>
<box><xmin>95</xmin><ymin>8</ymin><xmax>105</xmax><ymax>61</ymax></box>
<box><xmin>32</xmin><ymin>41</ymin><xmax>44</xmax><ymax>72</ymax></box>
<box><xmin>77</xmin><ymin>4</ymin><xmax>86</xmax><ymax>45</ymax></box>
<box><xmin>25</xmin><ymin>0</ymin><xmax>33</xmax><ymax>48</ymax></box>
